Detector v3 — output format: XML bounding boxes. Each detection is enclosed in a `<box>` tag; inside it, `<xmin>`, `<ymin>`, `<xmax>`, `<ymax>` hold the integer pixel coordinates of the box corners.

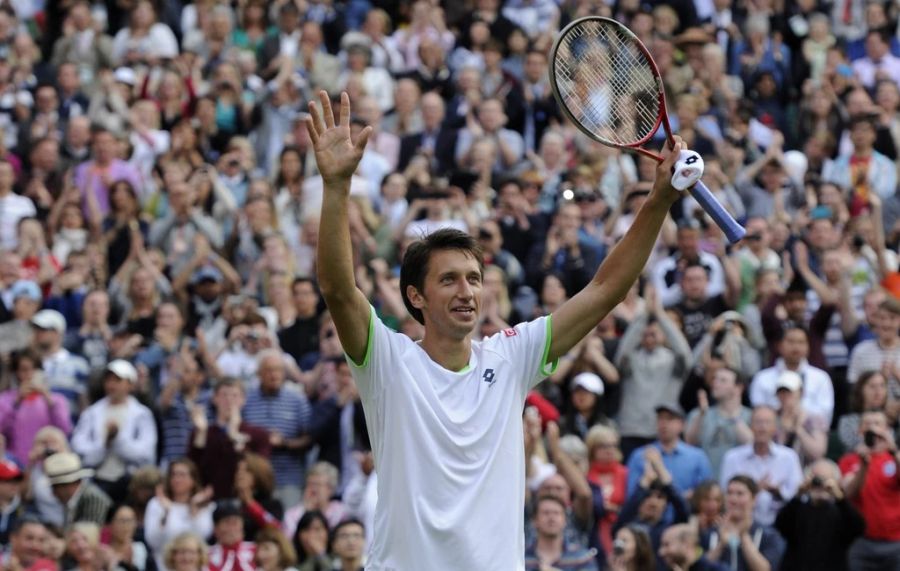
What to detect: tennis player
<box><xmin>307</xmin><ymin>91</ymin><xmax>683</xmax><ymax>570</ymax></box>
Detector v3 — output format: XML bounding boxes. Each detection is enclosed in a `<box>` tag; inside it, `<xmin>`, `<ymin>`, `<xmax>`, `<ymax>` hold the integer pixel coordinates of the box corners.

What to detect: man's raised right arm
<box><xmin>307</xmin><ymin>91</ymin><xmax>373</xmax><ymax>364</ymax></box>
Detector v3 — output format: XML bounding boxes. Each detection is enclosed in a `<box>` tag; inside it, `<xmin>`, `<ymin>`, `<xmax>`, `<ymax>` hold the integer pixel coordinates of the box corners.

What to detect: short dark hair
<box><xmin>11</xmin><ymin>515</ymin><xmax>45</xmax><ymax>535</ymax></box>
<box><xmin>11</xmin><ymin>347</ymin><xmax>43</xmax><ymax>373</ymax></box>
<box><xmin>727</xmin><ymin>475</ymin><xmax>759</xmax><ymax>496</ymax></box>
<box><xmin>533</xmin><ymin>494</ymin><xmax>567</xmax><ymax>515</ymax></box>
<box><xmin>330</xmin><ymin>518</ymin><xmax>365</xmax><ymax>550</ymax></box>
<box><xmin>400</xmin><ymin>229</ymin><xmax>484</xmax><ymax>325</ymax></box>
<box><xmin>292</xmin><ymin>276</ymin><xmax>319</xmax><ymax>293</ymax></box>
<box><xmin>214</xmin><ymin>377</ymin><xmax>244</xmax><ymax>394</ymax></box>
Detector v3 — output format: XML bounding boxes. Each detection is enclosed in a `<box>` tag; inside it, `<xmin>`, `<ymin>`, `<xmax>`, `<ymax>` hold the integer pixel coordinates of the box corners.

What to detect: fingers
<box><xmin>320</xmin><ymin>90</ymin><xmax>335</xmax><ymax>128</ymax></box>
<box><xmin>340</xmin><ymin>91</ymin><xmax>351</xmax><ymax>128</ymax></box>
<box><xmin>660</xmin><ymin>136</ymin><xmax>684</xmax><ymax>171</ymax></box>
<box><xmin>355</xmin><ymin>125</ymin><xmax>373</xmax><ymax>152</ymax></box>
<box><xmin>307</xmin><ymin>100</ymin><xmax>324</xmax><ymax>139</ymax></box>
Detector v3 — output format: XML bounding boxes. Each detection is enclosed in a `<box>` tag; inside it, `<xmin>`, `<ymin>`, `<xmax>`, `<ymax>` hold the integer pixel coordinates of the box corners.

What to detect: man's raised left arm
<box><xmin>548</xmin><ymin>139</ymin><xmax>684</xmax><ymax>361</ymax></box>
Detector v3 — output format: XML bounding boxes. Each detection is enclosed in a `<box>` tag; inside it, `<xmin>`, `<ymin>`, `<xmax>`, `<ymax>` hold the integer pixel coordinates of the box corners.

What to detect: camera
<box><xmin>810</xmin><ymin>476</ymin><xmax>824</xmax><ymax>488</ymax></box>
<box><xmin>612</xmin><ymin>539</ymin><xmax>626</xmax><ymax>556</ymax></box>
<box><xmin>246</xmin><ymin>331</ymin><xmax>261</xmax><ymax>341</ymax></box>
<box><xmin>864</xmin><ymin>430</ymin><xmax>878</xmax><ymax>448</ymax></box>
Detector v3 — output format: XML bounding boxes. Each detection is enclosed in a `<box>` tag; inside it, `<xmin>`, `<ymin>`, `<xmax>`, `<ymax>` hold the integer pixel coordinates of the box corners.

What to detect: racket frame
<box><xmin>548</xmin><ymin>15</ymin><xmax>675</xmax><ymax>162</ymax></box>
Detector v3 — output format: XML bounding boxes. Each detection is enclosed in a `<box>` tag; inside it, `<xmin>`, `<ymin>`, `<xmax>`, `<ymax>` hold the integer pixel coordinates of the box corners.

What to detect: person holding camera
<box><xmin>608</xmin><ymin>525</ymin><xmax>656</xmax><ymax>571</ymax></box>
<box><xmin>839</xmin><ymin>410</ymin><xmax>900</xmax><ymax>570</ymax></box>
<box><xmin>774</xmin><ymin>459</ymin><xmax>865</xmax><ymax>571</ymax></box>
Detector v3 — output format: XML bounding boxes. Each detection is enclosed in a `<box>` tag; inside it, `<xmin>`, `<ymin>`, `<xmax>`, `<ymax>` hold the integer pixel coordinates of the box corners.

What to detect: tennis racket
<box><xmin>549</xmin><ymin>16</ymin><xmax>746</xmax><ymax>243</ymax></box>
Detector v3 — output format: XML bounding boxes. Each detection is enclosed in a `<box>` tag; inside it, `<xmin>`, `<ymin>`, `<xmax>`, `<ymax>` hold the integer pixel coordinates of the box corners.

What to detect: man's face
<box><xmin>215</xmin><ymin>516</ymin><xmax>244</xmax><ymax>546</ymax></box>
<box><xmin>103</xmin><ymin>373</ymin><xmax>132</xmax><ymax>401</ymax></box>
<box><xmin>0</xmin><ymin>161</ymin><xmax>14</xmax><ymax>189</ymax></box>
<box><xmin>11</xmin><ymin>523</ymin><xmax>46</xmax><ymax>566</ymax></box>
<box><xmin>421</xmin><ymin>93</ymin><xmax>444</xmax><ymax>130</ymax></box>
<box><xmin>850</xmin><ymin>122</ymin><xmax>877</xmax><ymax>151</ymax></box>
<box><xmin>658</xmin><ymin>528</ymin><xmax>688</xmax><ymax>568</ymax></box>
<box><xmin>725</xmin><ymin>481</ymin><xmax>754</xmax><ymax>517</ymax></box>
<box><xmin>712</xmin><ymin>369</ymin><xmax>738</xmax><ymax>401</ymax></box>
<box><xmin>51</xmin><ymin>481</ymin><xmax>80</xmax><ymax>504</ymax></box>
<box><xmin>538</xmin><ymin>474</ymin><xmax>570</xmax><ymax>504</ymax></box>
<box><xmin>408</xmin><ymin>249</ymin><xmax>482</xmax><ymax>341</ymax></box>
<box><xmin>534</xmin><ymin>500</ymin><xmax>567</xmax><ymax>537</ymax></box>
<box><xmin>656</xmin><ymin>411</ymin><xmax>683</xmax><ymax>443</ymax></box>
<box><xmin>524</xmin><ymin>53</ymin><xmax>547</xmax><ymax>83</ymax></box>
<box><xmin>33</xmin><ymin>328</ymin><xmax>59</xmax><ymax>353</ymax></box>
<box><xmin>258</xmin><ymin>355</ymin><xmax>284</xmax><ymax>393</ymax></box>
<box><xmin>0</xmin><ymin>479</ymin><xmax>20</xmax><ymax>503</ymax></box>
<box><xmin>214</xmin><ymin>385</ymin><xmax>244</xmax><ymax>415</ymax></box>
<box><xmin>874</xmin><ymin>308</ymin><xmax>900</xmax><ymax>341</ymax></box>
<box><xmin>477</xmin><ymin>101</ymin><xmax>505</xmax><ymax>132</ymax></box>
<box><xmin>779</xmin><ymin>329</ymin><xmax>808</xmax><ymax>363</ymax></box>
<box><xmin>680</xmin><ymin>266</ymin><xmax>708</xmax><ymax>302</ymax></box>
<box><xmin>865</xmin><ymin>33</ymin><xmax>889</xmax><ymax>60</ymax></box>
<box><xmin>332</xmin><ymin>523</ymin><xmax>365</xmax><ymax>560</ymax></box>
<box><xmin>292</xmin><ymin>282</ymin><xmax>319</xmax><ymax>317</ymax></box>
<box><xmin>676</xmin><ymin>228</ymin><xmax>699</xmax><ymax>258</ymax></box>
<box><xmin>751</xmin><ymin>408</ymin><xmax>777</xmax><ymax>444</ymax></box>
<box><xmin>641</xmin><ymin>322</ymin><xmax>662</xmax><ymax>351</ymax></box>
<box><xmin>93</xmin><ymin>132</ymin><xmax>116</xmax><ymax>162</ymax></box>
<box><xmin>304</xmin><ymin>473</ymin><xmax>333</xmax><ymax>506</ymax></box>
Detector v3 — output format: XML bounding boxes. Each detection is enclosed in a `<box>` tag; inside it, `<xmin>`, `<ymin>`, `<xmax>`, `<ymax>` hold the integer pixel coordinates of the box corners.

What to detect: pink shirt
<box><xmin>0</xmin><ymin>389</ymin><xmax>72</xmax><ymax>465</ymax></box>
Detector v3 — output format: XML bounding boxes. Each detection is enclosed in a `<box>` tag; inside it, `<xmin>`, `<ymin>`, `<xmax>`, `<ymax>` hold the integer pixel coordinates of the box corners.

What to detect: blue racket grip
<box><xmin>688</xmin><ymin>180</ymin><xmax>746</xmax><ymax>244</ymax></box>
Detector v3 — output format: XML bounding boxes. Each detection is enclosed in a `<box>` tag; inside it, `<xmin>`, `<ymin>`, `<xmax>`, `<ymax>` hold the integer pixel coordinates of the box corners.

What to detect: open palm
<box><xmin>306</xmin><ymin>91</ymin><xmax>372</xmax><ymax>184</ymax></box>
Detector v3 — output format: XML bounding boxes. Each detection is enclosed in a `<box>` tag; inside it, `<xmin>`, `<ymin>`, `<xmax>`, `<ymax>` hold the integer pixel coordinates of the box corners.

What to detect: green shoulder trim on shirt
<box><xmin>457</xmin><ymin>364</ymin><xmax>472</xmax><ymax>373</ymax></box>
<box><xmin>346</xmin><ymin>306</ymin><xmax>375</xmax><ymax>369</ymax></box>
<box><xmin>540</xmin><ymin>315</ymin><xmax>559</xmax><ymax>376</ymax></box>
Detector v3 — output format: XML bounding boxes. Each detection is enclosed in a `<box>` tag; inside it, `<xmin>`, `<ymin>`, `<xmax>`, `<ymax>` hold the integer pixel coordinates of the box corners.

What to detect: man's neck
<box><xmin>659</xmin><ymin>439</ymin><xmax>679</xmax><ymax>453</ymax></box>
<box><xmin>783</xmin><ymin>359</ymin><xmax>801</xmax><ymax>371</ymax></box>
<box><xmin>878</xmin><ymin>334</ymin><xmax>899</xmax><ymax>349</ymax></box>
<box><xmin>854</xmin><ymin>148</ymin><xmax>874</xmax><ymax>159</ymax></box>
<box><xmin>0</xmin><ymin>186</ymin><xmax>10</xmax><ymax>198</ymax></box>
<box><xmin>340</xmin><ymin>558</ymin><xmax>362</xmax><ymax>571</ymax></box>
<box><xmin>753</xmin><ymin>441</ymin><xmax>771</xmax><ymax>456</ymax></box>
<box><xmin>718</xmin><ymin>395</ymin><xmax>742</xmax><ymax>415</ymax></box>
<box><xmin>419</xmin><ymin>333</ymin><xmax>472</xmax><ymax>372</ymax></box>
<box><xmin>534</xmin><ymin>535</ymin><xmax>563</xmax><ymax>562</ymax></box>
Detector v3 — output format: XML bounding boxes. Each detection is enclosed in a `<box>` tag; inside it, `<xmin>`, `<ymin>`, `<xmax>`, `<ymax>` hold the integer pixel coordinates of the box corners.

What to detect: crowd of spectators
<box><xmin>0</xmin><ymin>0</ymin><xmax>899</xmax><ymax>570</ymax></box>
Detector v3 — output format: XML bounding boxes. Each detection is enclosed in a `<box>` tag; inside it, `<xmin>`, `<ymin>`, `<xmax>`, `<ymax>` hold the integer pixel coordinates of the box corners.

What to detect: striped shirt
<box><xmin>242</xmin><ymin>385</ymin><xmax>311</xmax><ymax>487</ymax></box>
<box><xmin>159</xmin><ymin>389</ymin><xmax>211</xmax><ymax>464</ymax></box>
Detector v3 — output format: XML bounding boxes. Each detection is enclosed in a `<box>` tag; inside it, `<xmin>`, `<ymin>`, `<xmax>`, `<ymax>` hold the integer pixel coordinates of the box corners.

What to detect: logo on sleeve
<box><xmin>482</xmin><ymin>368</ymin><xmax>497</xmax><ymax>387</ymax></box>
<box><xmin>503</xmin><ymin>328</ymin><xmax>517</xmax><ymax>337</ymax></box>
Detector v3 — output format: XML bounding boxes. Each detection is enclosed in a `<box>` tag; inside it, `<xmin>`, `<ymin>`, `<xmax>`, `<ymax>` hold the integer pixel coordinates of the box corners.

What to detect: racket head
<box><xmin>549</xmin><ymin>17</ymin><xmax>670</xmax><ymax>160</ymax></box>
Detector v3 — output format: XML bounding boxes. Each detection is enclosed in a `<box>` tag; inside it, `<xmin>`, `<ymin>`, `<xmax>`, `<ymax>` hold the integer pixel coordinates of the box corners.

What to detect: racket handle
<box><xmin>688</xmin><ymin>180</ymin><xmax>746</xmax><ymax>244</ymax></box>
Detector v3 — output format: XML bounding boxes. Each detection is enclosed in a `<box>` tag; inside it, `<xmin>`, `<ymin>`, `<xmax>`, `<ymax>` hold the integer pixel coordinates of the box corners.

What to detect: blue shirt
<box><xmin>625</xmin><ymin>441</ymin><xmax>713</xmax><ymax>498</ymax></box>
<box><xmin>243</xmin><ymin>386</ymin><xmax>311</xmax><ymax>487</ymax></box>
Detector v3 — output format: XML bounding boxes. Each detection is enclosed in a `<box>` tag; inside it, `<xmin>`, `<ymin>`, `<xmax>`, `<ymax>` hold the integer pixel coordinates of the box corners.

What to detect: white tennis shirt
<box><xmin>349</xmin><ymin>307</ymin><xmax>556</xmax><ymax>570</ymax></box>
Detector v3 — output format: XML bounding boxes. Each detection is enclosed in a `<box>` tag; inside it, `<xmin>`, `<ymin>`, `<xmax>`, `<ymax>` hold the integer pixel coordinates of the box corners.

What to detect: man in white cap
<box><xmin>43</xmin><ymin>451</ymin><xmax>112</xmax><ymax>528</ymax></box>
<box><xmin>70</xmin><ymin>360</ymin><xmax>157</xmax><ymax>502</ymax></box>
<box><xmin>750</xmin><ymin>326</ymin><xmax>834</xmax><ymax>425</ymax></box>
<box><xmin>31</xmin><ymin>309</ymin><xmax>89</xmax><ymax>416</ymax></box>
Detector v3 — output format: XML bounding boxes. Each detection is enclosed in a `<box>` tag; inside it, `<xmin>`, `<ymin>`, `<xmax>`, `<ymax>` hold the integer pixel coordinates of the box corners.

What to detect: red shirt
<box><xmin>839</xmin><ymin>451</ymin><xmax>900</xmax><ymax>540</ymax></box>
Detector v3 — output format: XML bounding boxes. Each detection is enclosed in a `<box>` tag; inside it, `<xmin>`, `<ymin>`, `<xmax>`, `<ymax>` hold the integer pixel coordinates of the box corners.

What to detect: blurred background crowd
<box><xmin>0</xmin><ymin>0</ymin><xmax>899</xmax><ymax>569</ymax></box>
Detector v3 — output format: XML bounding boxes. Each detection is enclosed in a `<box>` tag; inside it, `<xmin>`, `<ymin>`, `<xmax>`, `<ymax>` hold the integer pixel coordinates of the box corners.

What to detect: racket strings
<box><xmin>553</xmin><ymin>20</ymin><xmax>660</xmax><ymax>146</ymax></box>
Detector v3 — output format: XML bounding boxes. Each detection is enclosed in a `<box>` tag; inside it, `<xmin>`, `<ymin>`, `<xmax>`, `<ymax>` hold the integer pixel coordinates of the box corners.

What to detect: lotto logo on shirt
<box><xmin>482</xmin><ymin>369</ymin><xmax>497</xmax><ymax>387</ymax></box>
